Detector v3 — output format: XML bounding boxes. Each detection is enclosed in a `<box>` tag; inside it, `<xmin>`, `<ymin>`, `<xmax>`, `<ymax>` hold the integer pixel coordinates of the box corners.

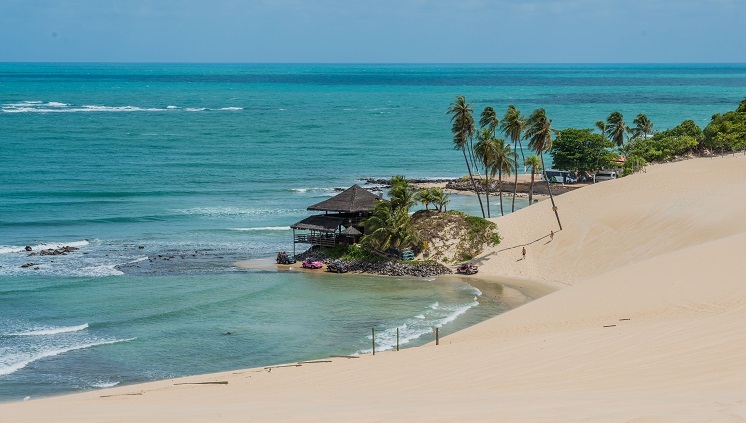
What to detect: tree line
<box><xmin>448</xmin><ymin>96</ymin><xmax>746</xmax><ymax>227</ymax></box>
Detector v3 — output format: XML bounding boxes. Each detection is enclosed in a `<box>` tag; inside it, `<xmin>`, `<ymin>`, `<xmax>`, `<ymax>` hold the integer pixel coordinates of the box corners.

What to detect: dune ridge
<box><xmin>3</xmin><ymin>155</ymin><xmax>746</xmax><ymax>422</ymax></box>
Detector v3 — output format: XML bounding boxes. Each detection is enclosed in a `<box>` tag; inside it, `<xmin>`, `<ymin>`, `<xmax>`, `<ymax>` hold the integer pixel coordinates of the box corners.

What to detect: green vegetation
<box><xmin>551</xmin><ymin>128</ymin><xmax>615</xmax><ymax>174</ymax></box>
<box><xmin>361</xmin><ymin>177</ymin><xmax>420</xmax><ymax>253</ymax></box>
<box><xmin>500</xmin><ymin>105</ymin><xmax>526</xmax><ymax>212</ymax></box>
<box><xmin>524</xmin><ymin>108</ymin><xmax>563</xmax><ymax>231</ymax></box>
<box><xmin>475</xmin><ymin>127</ymin><xmax>516</xmax><ymax>217</ymax></box>
<box><xmin>447</xmin><ymin>96</ymin><xmax>485</xmax><ymax>218</ymax></box>
<box><xmin>410</xmin><ymin>210</ymin><xmax>500</xmax><ymax>263</ymax></box>
<box><xmin>703</xmin><ymin>98</ymin><xmax>746</xmax><ymax>155</ymax></box>
<box><xmin>623</xmin><ymin>120</ymin><xmax>702</xmax><ymax>165</ymax></box>
<box><xmin>320</xmin><ymin>244</ymin><xmax>382</xmax><ymax>261</ymax></box>
<box><xmin>605</xmin><ymin>111</ymin><xmax>629</xmax><ymax>148</ymax></box>
<box><xmin>524</xmin><ymin>154</ymin><xmax>542</xmax><ymax>205</ymax></box>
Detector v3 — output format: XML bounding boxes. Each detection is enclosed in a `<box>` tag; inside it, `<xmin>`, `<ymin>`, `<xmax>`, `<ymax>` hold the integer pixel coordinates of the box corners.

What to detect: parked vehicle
<box><xmin>542</xmin><ymin>169</ymin><xmax>577</xmax><ymax>184</ymax></box>
<box><xmin>593</xmin><ymin>170</ymin><xmax>618</xmax><ymax>183</ymax></box>
<box><xmin>276</xmin><ymin>252</ymin><xmax>296</xmax><ymax>265</ymax></box>
<box><xmin>326</xmin><ymin>260</ymin><xmax>349</xmax><ymax>273</ymax></box>
<box><xmin>456</xmin><ymin>263</ymin><xmax>479</xmax><ymax>275</ymax></box>
<box><xmin>301</xmin><ymin>258</ymin><xmax>324</xmax><ymax>269</ymax></box>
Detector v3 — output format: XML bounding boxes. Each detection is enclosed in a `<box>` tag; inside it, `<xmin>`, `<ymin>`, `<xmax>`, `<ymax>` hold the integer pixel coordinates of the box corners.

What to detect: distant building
<box><xmin>290</xmin><ymin>184</ymin><xmax>379</xmax><ymax>254</ymax></box>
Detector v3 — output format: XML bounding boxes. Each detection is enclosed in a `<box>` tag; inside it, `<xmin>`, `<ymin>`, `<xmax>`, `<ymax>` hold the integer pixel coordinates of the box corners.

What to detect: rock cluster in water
<box><xmin>26</xmin><ymin>246</ymin><xmax>79</xmax><ymax>257</ymax></box>
<box><xmin>359</xmin><ymin>177</ymin><xmax>456</xmax><ymax>188</ymax></box>
<box><xmin>295</xmin><ymin>249</ymin><xmax>451</xmax><ymax>277</ymax></box>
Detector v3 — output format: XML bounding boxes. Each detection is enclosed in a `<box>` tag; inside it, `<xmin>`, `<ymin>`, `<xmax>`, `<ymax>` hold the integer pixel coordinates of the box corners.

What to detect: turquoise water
<box><xmin>1</xmin><ymin>63</ymin><xmax>744</xmax><ymax>401</ymax></box>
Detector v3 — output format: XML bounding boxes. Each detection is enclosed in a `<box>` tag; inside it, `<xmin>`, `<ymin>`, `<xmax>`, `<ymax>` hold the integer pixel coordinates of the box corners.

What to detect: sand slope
<box><xmin>3</xmin><ymin>155</ymin><xmax>746</xmax><ymax>422</ymax></box>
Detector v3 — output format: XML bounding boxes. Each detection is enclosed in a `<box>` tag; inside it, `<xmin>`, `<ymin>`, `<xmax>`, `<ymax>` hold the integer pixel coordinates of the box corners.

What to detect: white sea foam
<box><xmin>2</xmin><ymin>102</ymin><xmax>251</xmax><ymax>114</ymax></box>
<box><xmin>227</xmin><ymin>227</ymin><xmax>290</xmax><ymax>232</ymax></box>
<box><xmin>0</xmin><ymin>338</ymin><xmax>136</xmax><ymax>376</ymax></box>
<box><xmin>435</xmin><ymin>299</ymin><xmax>479</xmax><ymax>328</ymax></box>
<box><xmin>0</xmin><ymin>240</ymin><xmax>90</xmax><ymax>254</ymax></box>
<box><xmin>75</xmin><ymin>264</ymin><xmax>124</xmax><ymax>277</ymax></box>
<box><xmin>360</xmin><ymin>295</ymin><xmax>481</xmax><ymax>354</ymax></box>
<box><xmin>177</xmin><ymin>207</ymin><xmax>306</xmax><ymax>217</ymax></box>
<box><xmin>7</xmin><ymin>323</ymin><xmax>89</xmax><ymax>337</ymax></box>
<box><xmin>90</xmin><ymin>381</ymin><xmax>120</xmax><ymax>388</ymax></box>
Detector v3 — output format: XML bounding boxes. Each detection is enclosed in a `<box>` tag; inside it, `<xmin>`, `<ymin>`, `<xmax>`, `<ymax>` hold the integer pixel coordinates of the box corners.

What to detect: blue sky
<box><xmin>1</xmin><ymin>0</ymin><xmax>744</xmax><ymax>62</ymax></box>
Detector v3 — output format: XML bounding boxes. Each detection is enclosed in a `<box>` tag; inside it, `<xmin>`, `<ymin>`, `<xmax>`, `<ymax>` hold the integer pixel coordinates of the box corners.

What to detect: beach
<box><xmin>4</xmin><ymin>154</ymin><xmax>745</xmax><ymax>421</ymax></box>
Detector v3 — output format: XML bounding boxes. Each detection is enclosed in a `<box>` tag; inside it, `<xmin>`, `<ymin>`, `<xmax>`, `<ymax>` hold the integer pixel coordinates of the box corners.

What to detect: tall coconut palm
<box><xmin>362</xmin><ymin>201</ymin><xmax>417</xmax><ymax>253</ymax></box>
<box><xmin>474</xmin><ymin>128</ymin><xmax>497</xmax><ymax>217</ymax></box>
<box><xmin>414</xmin><ymin>189</ymin><xmax>433</xmax><ymax>211</ymax></box>
<box><xmin>491</xmin><ymin>138</ymin><xmax>517</xmax><ymax>217</ymax></box>
<box><xmin>500</xmin><ymin>105</ymin><xmax>525</xmax><ymax>213</ymax></box>
<box><xmin>524</xmin><ymin>154</ymin><xmax>542</xmax><ymax>206</ymax></box>
<box><xmin>595</xmin><ymin>120</ymin><xmax>607</xmax><ymax>138</ymax></box>
<box><xmin>430</xmin><ymin>187</ymin><xmax>450</xmax><ymax>212</ymax></box>
<box><xmin>447</xmin><ymin>96</ymin><xmax>485</xmax><ymax>217</ymax></box>
<box><xmin>606</xmin><ymin>111</ymin><xmax>629</xmax><ymax>148</ymax></box>
<box><xmin>631</xmin><ymin>113</ymin><xmax>653</xmax><ymax>140</ymax></box>
<box><xmin>524</xmin><ymin>108</ymin><xmax>562</xmax><ymax>230</ymax></box>
<box><xmin>480</xmin><ymin>106</ymin><xmax>499</xmax><ymax>135</ymax></box>
<box><xmin>389</xmin><ymin>175</ymin><xmax>414</xmax><ymax>212</ymax></box>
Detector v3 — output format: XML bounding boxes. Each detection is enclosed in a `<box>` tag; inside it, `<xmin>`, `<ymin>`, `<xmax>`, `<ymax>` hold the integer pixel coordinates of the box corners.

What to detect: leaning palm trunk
<box><xmin>462</xmin><ymin>149</ymin><xmax>486</xmax><ymax>218</ymax></box>
<box><xmin>511</xmin><ymin>139</ymin><xmax>523</xmax><ymax>212</ymax></box>
<box><xmin>539</xmin><ymin>154</ymin><xmax>562</xmax><ymax>230</ymax></box>
<box><xmin>484</xmin><ymin>171</ymin><xmax>491</xmax><ymax>218</ymax></box>
<box><xmin>498</xmin><ymin>169</ymin><xmax>504</xmax><ymax>216</ymax></box>
<box><xmin>528</xmin><ymin>168</ymin><xmax>535</xmax><ymax>205</ymax></box>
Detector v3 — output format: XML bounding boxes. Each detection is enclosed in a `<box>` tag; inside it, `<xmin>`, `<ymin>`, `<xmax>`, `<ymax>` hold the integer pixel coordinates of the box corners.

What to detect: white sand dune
<box><xmin>3</xmin><ymin>155</ymin><xmax>746</xmax><ymax>422</ymax></box>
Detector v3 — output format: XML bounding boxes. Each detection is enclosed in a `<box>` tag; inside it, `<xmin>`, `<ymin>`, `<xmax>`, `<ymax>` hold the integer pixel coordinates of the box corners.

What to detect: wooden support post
<box><xmin>396</xmin><ymin>328</ymin><xmax>399</xmax><ymax>352</ymax></box>
<box><xmin>372</xmin><ymin>327</ymin><xmax>375</xmax><ymax>356</ymax></box>
<box><xmin>436</xmin><ymin>327</ymin><xmax>439</xmax><ymax>345</ymax></box>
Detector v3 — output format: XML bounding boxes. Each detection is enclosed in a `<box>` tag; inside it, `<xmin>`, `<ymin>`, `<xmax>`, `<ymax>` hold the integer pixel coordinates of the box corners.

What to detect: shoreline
<box><xmin>4</xmin><ymin>155</ymin><xmax>746</xmax><ymax>421</ymax></box>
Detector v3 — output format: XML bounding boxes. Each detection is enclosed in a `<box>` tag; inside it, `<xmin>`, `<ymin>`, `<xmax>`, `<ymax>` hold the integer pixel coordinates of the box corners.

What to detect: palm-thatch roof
<box><xmin>290</xmin><ymin>215</ymin><xmax>344</xmax><ymax>232</ymax></box>
<box><xmin>340</xmin><ymin>226</ymin><xmax>362</xmax><ymax>236</ymax></box>
<box><xmin>307</xmin><ymin>184</ymin><xmax>379</xmax><ymax>213</ymax></box>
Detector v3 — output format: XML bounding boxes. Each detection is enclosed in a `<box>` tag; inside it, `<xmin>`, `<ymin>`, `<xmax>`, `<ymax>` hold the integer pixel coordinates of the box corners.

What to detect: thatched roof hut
<box><xmin>307</xmin><ymin>184</ymin><xmax>379</xmax><ymax>213</ymax></box>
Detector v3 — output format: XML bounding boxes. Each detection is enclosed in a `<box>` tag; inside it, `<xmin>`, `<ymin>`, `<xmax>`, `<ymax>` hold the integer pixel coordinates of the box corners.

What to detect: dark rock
<box><xmin>24</xmin><ymin>246</ymin><xmax>32</xmax><ymax>252</ymax></box>
<box><xmin>138</xmin><ymin>246</ymin><xmax>145</xmax><ymax>249</ymax></box>
<box><xmin>21</xmin><ymin>263</ymin><xmax>38</xmax><ymax>268</ymax></box>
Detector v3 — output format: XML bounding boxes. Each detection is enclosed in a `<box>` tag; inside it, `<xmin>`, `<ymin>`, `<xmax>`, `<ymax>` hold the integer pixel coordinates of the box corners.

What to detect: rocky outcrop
<box><xmin>28</xmin><ymin>246</ymin><xmax>79</xmax><ymax>257</ymax></box>
<box><xmin>294</xmin><ymin>249</ymin><xmax>451</xmax><ymax>277</ymax></box>
<box><xmin>445</xmin><ymin>179</ymin><xmax>582</xmax><ymax>196</ymax></box>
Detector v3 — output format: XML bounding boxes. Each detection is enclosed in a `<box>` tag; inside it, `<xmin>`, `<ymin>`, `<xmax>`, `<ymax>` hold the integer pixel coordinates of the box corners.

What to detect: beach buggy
<box><xmin>301</xmin><ymin>258</ymin><xmax>324</xmax><ymax>269</ymax></box>
<box><xmin>456</xmin><ymin>263</ymin><xmax>479</xmax><ymax>275</ymax></box>
<box><xmin>276</xmin><ymin>252</ymin><xmax>296</xmax><ymax>265</ymax></box>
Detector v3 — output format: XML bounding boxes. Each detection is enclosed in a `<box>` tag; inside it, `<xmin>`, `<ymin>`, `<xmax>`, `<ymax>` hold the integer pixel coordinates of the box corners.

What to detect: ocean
<box><xmin>1</xmin><ymin>63</ymin><xmax>744</xmax><ymax>401</ymax></box>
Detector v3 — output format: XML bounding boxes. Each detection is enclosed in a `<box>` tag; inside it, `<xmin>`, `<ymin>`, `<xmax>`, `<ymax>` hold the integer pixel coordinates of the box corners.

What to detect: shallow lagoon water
<box><xmin>2</xmin><ymin>63</ymin><xmax>743</xmax><ymax>401</ymax></box>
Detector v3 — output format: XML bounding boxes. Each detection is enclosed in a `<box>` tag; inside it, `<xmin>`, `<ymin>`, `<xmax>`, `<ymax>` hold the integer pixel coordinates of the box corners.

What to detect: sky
<box><xmin>1</xmin><ymin>0</ymin><xmax>744</xmax><ymax>63</ymax></box>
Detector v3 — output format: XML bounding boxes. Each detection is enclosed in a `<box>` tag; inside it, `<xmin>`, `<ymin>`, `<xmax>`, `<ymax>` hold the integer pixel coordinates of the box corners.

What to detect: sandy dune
<box><xmin>3</xmin><ymin>155</ymin><xmax>746</xmax><ymax>422</ymax></box>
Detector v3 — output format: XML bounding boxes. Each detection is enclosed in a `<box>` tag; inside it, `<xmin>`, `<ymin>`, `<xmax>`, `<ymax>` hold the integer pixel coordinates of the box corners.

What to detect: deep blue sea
<box><xmin>1</xmin><ymin>63</ymin><xmax>744</xmax><ymax>402</ymax></box>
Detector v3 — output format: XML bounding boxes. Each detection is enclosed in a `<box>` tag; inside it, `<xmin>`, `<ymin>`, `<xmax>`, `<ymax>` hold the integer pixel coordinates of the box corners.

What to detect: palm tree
<box><xmin>524</xmin><ymin>108</ymin><xmax>562</xmax><ymax>230</ymax></box>
<box><xmin>414</xmin><ymin>189</ymin><xmax>433</xmax><ymax>211</ymax></box>
<box><xmin>606</xmin><ymin>111</ymin><xmax>629</xmax><ymax>148</ymax></box>
<box><xmin>362</xmin><ymin>201</ymin><xmax>417</xmax><ymax>253</ymax></box>
<box><xmin>500</xmin><ymin>105</ymin><xmax>525</xmax><ymax>213</ymax></box>
<box><xmin>430</xmin><ymin>187</ymin><xmax>450</xmax><ymax>212</ymax></box>
<box><xmin>491</xmin><ymin>138</ymin><xmax>517</xmax><ymax>216</ymax></box>
<box><xmin>389</xmin><ymin>175</ymin><xmax>414</xmax><ymax>212</ymax></box>
<box><xmin>631</xmin><ymin>113</ymin><xmax>653</xmax><ymax>140</ymax></box>
<box><xmin>480</xmin><ymin>106</ymin><xmax>499</xmax><ymax>135</ymax></box>
<box><xmin>447</xmin><ymin>96</ymin><xmax>485</xmax><ymax>217</ymax></box>
<box><xmin>474</xmin><ymin>128</ymin><xmax>494</xmax><ymax>217</ymax></box>
<box><xmin>595</xmin><ymin>120</ymin><xmax>606</xmax><ymax>138</ymax></box>
<box><xmin>524</xmin><ymin>155</ymin><xmax>542</xmax><ymax>205</ymax></box>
